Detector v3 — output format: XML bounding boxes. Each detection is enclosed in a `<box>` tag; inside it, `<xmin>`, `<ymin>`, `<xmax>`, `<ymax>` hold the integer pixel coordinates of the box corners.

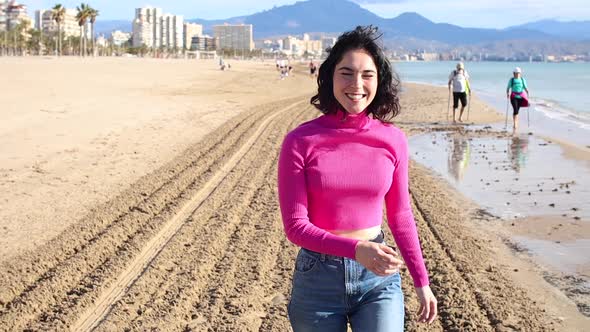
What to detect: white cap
<box><xmin>513</xmin><ymin>67</ymin><xmax>522</xmax><ymax>73</ymax></box>
<box><xmin>456</xmin><ymin>62</ymin><xmax>464</xmax><ymax>69</ymax></box>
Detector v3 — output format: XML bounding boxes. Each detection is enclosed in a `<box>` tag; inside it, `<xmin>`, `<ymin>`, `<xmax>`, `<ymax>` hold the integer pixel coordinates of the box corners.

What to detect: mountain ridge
<box><xmin>93</xmin><ymin>0</ymin><xmax>590</xmax><ymax>54</ymax></box>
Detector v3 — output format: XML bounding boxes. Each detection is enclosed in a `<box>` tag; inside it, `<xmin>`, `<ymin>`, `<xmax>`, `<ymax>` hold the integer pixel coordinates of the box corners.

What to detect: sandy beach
<box><xmin>0</xmin><ymin>57</ymin><xmax>588</xmax><ymax>331</ymax></box>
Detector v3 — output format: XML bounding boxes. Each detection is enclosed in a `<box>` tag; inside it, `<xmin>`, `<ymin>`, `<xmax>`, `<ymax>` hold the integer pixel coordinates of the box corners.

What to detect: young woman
<box><xmin>278</xmin><ymin>26</ymin><xmax>437</xmax><ymax>331</ymax></box>
<box><xmin>506</xmin><ymin>67</ymin><xmax>530</xmax><ymax>131</ymax></box>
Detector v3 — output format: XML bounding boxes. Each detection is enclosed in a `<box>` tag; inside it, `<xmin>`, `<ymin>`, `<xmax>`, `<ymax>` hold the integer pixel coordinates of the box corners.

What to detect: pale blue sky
<box><xmin>27</xmin><ymin>0</ymin><xmax>590</xmax><ymax>29</ymax></box>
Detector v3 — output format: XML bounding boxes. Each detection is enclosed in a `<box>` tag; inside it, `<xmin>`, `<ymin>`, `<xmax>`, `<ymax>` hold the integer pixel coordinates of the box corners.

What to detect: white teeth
<box><xmin>346</xmin><ymin>93</ymin><xmax>365</xmax><ymax>101</ymax></box>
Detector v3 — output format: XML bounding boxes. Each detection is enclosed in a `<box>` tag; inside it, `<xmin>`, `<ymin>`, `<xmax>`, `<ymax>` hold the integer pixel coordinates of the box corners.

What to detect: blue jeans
<box><xmin>288</xmin><ymin>248</ymin><xmax>404</xmax><ymax>332</ymax></box>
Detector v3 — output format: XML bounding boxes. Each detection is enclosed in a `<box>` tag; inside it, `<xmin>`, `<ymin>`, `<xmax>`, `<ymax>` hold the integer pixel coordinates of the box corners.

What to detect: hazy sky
<box><xmin>27</xmin><ymin>0</ymin><xmax>590</xmax><ymax>29</ymax></box>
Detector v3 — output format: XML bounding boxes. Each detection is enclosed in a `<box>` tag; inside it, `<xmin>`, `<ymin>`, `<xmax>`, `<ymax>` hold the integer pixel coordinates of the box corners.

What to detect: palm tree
<box><xmin>51</xmin><ymin>4</ymin><xmax>66</xmax><ymax>55</ymax></box>
<box><xmin>75</xmin><ymin>3</ymin><xmax>90</xmax><ymax>56</ymax></box>
<box><xmin>87</xmin><ymin>6</ymin><xmax>98</xmax><ymax>56</ymax></box>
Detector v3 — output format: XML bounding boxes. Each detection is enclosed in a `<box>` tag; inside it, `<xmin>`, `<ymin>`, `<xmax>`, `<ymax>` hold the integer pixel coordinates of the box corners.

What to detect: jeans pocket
<box><xmin>294</xmin><ymin>249</ymin><xmax>320</xmax><ymax>274</ymax></box>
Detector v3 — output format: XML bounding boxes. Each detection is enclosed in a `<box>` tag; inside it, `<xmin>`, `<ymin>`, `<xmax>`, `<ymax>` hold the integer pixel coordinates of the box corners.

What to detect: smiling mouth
<box><xmin>345</xmin><ymin>93</ymin><xmax>367</xmax><ymax>101</ymax></box>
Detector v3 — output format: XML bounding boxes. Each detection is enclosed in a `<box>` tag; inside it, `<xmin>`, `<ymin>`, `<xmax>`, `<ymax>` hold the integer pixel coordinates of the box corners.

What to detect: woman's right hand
<box><xmin>355</xmin><ymin>241</ymin><xmax>404</xmax><ymax>276</ymax></box>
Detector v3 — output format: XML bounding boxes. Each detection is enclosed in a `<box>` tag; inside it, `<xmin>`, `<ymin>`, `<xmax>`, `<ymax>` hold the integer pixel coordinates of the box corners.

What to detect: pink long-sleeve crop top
<box><xmin>278</xmin><ymin>110</ymin><xmax>429</xmax><ymax>287</ymax></box>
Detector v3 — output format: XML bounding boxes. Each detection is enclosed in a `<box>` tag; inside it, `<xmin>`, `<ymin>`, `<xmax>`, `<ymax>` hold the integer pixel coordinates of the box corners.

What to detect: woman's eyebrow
<box><xmin>336</xmin><ymin>66</ymin><xmax>377</xmax><ymax>73</ymax></box>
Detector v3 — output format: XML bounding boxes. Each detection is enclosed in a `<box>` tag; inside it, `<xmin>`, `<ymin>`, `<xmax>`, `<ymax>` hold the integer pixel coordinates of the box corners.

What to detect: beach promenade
<box><xmin>0</xmin><ymin>57</ymin><xmax>587</xmax><ymax>331</ymax></box>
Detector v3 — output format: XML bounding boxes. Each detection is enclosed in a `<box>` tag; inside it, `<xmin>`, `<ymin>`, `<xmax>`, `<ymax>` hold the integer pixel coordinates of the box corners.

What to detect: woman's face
<box><xmin>333</xmin><ymin>48</ymin><xmax>378</xmax><ymax>115</ymax></box>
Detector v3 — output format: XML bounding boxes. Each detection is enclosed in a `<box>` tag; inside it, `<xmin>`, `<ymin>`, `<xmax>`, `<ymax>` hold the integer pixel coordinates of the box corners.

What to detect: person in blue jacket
<box><xmin>506</xmin><ymin>67</ymin><xmax>530</xmax><ymax>130</ymax></box>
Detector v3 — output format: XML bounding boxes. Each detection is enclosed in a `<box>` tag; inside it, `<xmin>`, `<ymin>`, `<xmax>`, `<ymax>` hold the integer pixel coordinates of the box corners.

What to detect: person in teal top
<box><xmin>506</xmin><ymin>67</ymin><xmax>530</xmax><ymax>131</ymax></box>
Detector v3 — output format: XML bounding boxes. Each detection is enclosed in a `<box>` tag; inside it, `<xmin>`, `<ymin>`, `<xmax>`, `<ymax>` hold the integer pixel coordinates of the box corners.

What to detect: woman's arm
<box><xmin>385</xmin><ymin>131</ymin><xmax>437</xmax><ymax>323</ymax></box>
<box><xmin>384</xmin><ymin>132</ymin><xmax>429</xmax><ymax>287</ymax></box>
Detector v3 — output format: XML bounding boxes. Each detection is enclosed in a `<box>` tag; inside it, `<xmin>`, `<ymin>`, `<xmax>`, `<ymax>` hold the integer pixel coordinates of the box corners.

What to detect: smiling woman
<box><xmin>332</xmin><ymin>49</ymin><xmax>379</xmax><ymax>115</ymax></box>
<box><xmin>278</xmin><ymin>26</ymin><xmax>437</xmax><ymax>331</ymax></box>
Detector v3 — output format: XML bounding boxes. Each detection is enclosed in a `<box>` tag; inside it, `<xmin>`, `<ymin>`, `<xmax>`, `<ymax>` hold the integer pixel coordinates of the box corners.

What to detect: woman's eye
<box><xmin>362</xmin><ymin>75</ymin><xmax>374</xmax><ymax>79</ymax></box>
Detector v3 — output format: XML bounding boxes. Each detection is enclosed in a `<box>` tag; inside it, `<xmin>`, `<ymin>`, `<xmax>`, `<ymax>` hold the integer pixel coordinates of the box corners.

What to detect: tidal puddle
<box><xmin>409</xmin><ymin>131</ymin><xmax>590</xmax><ymax>221</ymax></box>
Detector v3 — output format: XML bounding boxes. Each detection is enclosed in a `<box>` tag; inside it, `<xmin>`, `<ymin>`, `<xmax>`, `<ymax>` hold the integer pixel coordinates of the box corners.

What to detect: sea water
<box><xmin>394</xmin><ymin>61</ymin><xmax>590</xmax><ymax>147</ymax></box>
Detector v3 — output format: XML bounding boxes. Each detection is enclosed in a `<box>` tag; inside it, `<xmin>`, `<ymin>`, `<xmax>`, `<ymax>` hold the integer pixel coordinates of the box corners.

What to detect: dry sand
<box><xmin>0</xmin><ymin>57</ymin><xmax>588</xmax><ymax>331</ymax></box>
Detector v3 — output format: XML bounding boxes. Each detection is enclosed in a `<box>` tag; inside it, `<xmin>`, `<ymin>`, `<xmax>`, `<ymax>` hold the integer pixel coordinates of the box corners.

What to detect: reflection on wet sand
<box><xmin>409</xmin><ymin>131</ymin><xmax>589</xmax><ymax>220</ymax></box>
<box><xmin>508</xmin><ymin>135</ymin><xmax>529</xmax><ymax>173</ymax></box>
<box><xmin>448</xmin><ymin>135</ymin><xmax>471</xmax><ymax>181</ymax></box>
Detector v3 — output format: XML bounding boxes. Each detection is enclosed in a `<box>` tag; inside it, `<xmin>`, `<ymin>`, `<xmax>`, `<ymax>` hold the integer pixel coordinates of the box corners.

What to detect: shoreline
<box><xmin>0</xmin><ymin>58</ymin><xmax>587</xmax><ymax>330</ymax></box>
<box><xmin>401</xmin><ymin>82</ymin><xmax>590</xmax><ymax>325</ymax></box>
<box><xmin>402</xmin><ymin>79</ymin><xmax>590</xmax><ymax>151</ymax></box>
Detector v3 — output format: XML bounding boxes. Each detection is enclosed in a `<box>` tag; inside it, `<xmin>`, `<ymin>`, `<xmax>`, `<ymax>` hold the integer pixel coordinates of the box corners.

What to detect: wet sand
<box><xmin>409</xmin><ymin>127</ymin><xmax>590</xmax><ymax>321</ymax></box>
<box><xmin>0</xmin><ymin>58</ymin><xmax>588</xmax><ymax>330</ymax></box>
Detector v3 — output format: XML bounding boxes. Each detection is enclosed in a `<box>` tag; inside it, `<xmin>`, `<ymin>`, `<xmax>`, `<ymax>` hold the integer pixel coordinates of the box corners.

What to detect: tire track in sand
<box><xmin>0</xmin><ymin>97</ymin><xmax>305</xmax><ymax>331</ymax></box>
<box><xmin>92</xmin><ymin>103</ymin><xmax>312</xmax><ymax>331</ymax></box>
<box><xmin>72</xmin><ymin>100</ymin><xmax>305</xmax><ymax>331</ymax></box>
<box><xmin>0</xmin><ymin>103</ymin><xmax>268</xmax><ymax>311</ymax></box>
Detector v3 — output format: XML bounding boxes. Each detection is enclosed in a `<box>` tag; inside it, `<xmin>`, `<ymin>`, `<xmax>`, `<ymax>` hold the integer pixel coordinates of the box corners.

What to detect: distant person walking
<box><xmin>447</xmin><ymin>62</ymin><xmax>471</xmax><ymax>123</ymax></box>
<box><xmin>278</xmin><ymin>26</ymin><xmax>437</xmax><ymax>331</ymax></box>
<box><xmin>309</xmin><ymin>61</ymin><xmax>317</xmax><ymax>78</ymax></box>
<box><xmin>506</xmin><ymin>67</ymin><xmax>530</xmax><ymax>131</ymax></box>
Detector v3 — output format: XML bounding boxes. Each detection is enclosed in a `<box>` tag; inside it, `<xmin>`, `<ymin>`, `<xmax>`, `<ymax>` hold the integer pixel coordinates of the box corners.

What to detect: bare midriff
<box><xmin>326</xmin><ymin>225</ymin><xmax>382</xmax><ymax>241</ymax></box>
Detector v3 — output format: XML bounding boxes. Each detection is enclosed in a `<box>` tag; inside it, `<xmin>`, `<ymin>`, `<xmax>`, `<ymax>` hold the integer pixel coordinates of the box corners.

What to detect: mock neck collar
<box><xmin>319</xmin><ymin>109</ymin><xmax>372</xmax><ymax>130</ymax></box>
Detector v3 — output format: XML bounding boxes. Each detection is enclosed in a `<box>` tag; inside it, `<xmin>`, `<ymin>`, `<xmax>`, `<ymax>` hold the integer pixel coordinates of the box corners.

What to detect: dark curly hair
<box><xmin>310</xmin><ymin>25</ymin><xmax>401</xmax><ymax>122</ymax></box>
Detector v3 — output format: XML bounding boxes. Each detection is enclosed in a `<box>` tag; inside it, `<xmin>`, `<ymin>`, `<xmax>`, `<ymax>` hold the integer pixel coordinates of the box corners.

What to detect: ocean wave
<box><xmin>532</xmin><ymin>98</ymin><xmax>590</xmax><ymax>130</ymax></box>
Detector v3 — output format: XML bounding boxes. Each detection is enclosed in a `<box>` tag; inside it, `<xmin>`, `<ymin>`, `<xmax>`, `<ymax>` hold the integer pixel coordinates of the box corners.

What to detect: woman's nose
<box><xmin>351</xmin><ymin>74</ymin><xmax>363</xmax><ymax>87</ymax></box>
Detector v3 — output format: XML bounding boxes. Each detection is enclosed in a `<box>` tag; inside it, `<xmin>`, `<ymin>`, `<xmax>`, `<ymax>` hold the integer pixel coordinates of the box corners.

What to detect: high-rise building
<box><xmin>213</xmin><ymin>24</ymin><xmax>254</xmax><ymax>51</ymax></box>
<box><xmin>4</xmin><ymin>0</ymin><xmax>29</xmax><ymax>30</ymax></box>
<box><xmin>0</xmin><ymin>0</ymin><xmax>7</xmax><ymax>32</ymax></box>
<box><xmin>161</xmin><ymin>14</ymin><xmax>183</xmax><ymax>49</ymax></box>
<box><xmin>132</xmin><ymin>7</ymin><xmax>183</xmax><ymax>50</ymax></box>
<box><xmin>183</xmin><ymin>22</ymin><xmax>202</xmax><ymax>50</ymax></box>
<box><xmin>36</xmin><ymin>8</ymin><xmax>82</xmax><ymax>39</ymax></box>
<box><xmin>133</xmin><ymin>7</ymin><xmax>159</xmax><ymax>48</ymax></box>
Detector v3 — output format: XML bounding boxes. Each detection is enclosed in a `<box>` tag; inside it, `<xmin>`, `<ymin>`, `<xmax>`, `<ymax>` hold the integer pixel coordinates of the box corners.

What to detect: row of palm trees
<box><xmin>50</xmin><ymin>2</ymin><xmax>98</xmax><ymax>56</ymax></box>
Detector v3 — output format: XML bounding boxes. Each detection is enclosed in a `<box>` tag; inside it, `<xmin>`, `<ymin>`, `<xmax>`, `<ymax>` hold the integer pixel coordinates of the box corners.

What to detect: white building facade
<box><xmin>36</xmin><ymin>8</ymin><xmax>82</xmax><ymax>38</ymax></box>
<box><xmin>132</xmin><ymin>6</ymin><xmax>184</xmax><ymax>50</ymax></box>
<box><xmin>3</xmin><ymin>0</ymin><xmax>30</xmax><ymax>30</ymax></box>
<box><xmin>183</xmin><ymin>22</ymin><xmax>202</xmax><ymax>50</ymax></box>
<box><xmin>213</xmin><ymin>24</ymin><xmax>254</xmax><ymax>51</ymax></box>
<box><xmin>110</xmin><ymin>30</ymin><xmax>131</xmax><ymax>46</ymax></box>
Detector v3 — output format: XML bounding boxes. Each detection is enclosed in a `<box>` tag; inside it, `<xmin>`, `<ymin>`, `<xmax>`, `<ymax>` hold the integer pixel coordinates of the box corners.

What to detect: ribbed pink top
<box><xmin>278</xmin><ymin>110</ymin><xmax>429</xmax><ymax>287</ymax></box>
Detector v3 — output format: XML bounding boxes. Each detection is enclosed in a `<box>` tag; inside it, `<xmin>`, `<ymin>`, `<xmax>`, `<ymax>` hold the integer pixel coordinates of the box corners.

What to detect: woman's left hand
<box><xmin>415</xmin><ymin>285</ymin><xmax>437</xmax><ymax>323</ymax></box>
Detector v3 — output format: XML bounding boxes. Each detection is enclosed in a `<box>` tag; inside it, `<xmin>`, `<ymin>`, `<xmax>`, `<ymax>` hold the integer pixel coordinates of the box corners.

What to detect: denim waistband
<box><xmin>303</xmin><ymin>230</ymin><xmax>385</xmax><ymax>261</ymax></box>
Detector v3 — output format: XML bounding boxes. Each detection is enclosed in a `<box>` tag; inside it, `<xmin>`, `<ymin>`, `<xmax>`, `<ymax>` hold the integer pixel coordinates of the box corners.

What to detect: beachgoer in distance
<box><xmin>278</xmin><ymin>25</ymin><xmax>437</xmax><ymax>331</ymax></box>
<box><xmin>309</xmin><ymin>61</ymin><xmax>317</xmax><ymax>78</ymax></box>
<box><xmin>506</xmin><ymin>67</ymin><xmax>530</xmax><ymax>131</ymax></box>
<box><xmin>448</xmin><ymin>62</ymin><xmax>471</xmax><ymax>123</ymax></box>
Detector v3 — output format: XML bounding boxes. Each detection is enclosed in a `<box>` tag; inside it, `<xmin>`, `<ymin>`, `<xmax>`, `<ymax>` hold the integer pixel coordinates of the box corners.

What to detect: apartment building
<box><xmin>132</xmin><ymin>7</ymin><xmax>184</xmax><ymax>50</ymax></box>
<box><xmin>190</xmin><ymin>35</ymin><xmax>217</xmax><ymax>51</ymax></box>
<box><xmin>213</xmin><ymin>24</ymin><xmax>254</xmax><ymax>51</ymax></box>
<box><xmin>282</xmin><ymin>34</ymin><xmax>323</xmax><ymax>56</ymax></box>
<box><xmin>36</xmin><ymin>8</ymin><xmax>82</xmax><ymax>38</ymax></box>
<box><xmin>3</xmin><ymin>0</ymin><xmax>30</xmax><ymax>30</ymax></box>
<box><xmin>183</xmin><ymin>22</ymin><xmax>202</xmax><ymax>50</ymax></box>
